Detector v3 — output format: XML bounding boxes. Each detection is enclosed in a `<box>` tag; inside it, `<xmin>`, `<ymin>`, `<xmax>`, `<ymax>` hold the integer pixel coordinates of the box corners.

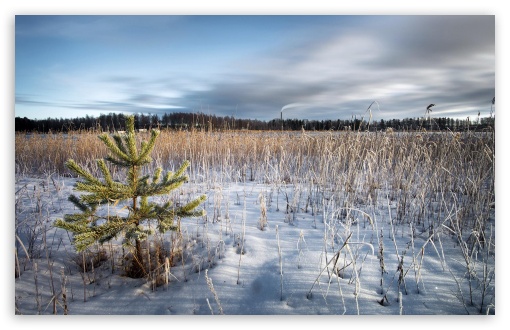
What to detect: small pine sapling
<box><xmin>54</xmin><ymin>115</ymin><xmax>206</xmax><ymax>277</ymax></box>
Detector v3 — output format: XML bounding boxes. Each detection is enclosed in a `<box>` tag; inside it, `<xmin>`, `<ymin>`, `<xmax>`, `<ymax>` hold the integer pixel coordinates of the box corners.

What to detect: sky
<box><xmin>14</xmin><ymin>15</ymin><xmax>495</xmax><ymax>122</ymax></box>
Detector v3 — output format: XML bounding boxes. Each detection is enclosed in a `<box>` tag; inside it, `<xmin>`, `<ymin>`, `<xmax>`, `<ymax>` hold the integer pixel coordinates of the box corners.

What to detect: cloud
<box><xmin>178</xmin><ymin>16</ymin><xmax>494</xmax><ymax>120</ymax></box>
<box><xmin>368</xmin><ymin>16</ymin><xmax>494</xmax><ymax>68</ymax></box>
<box><xmin>15</xmin><ymin>16</ymin><xmax>494</xmax><ymax>121</ymax></box>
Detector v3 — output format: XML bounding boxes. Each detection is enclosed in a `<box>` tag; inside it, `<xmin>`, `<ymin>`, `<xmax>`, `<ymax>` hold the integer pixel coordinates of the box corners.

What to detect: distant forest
<box><xmin>15</xmin><ymin>111</ymin><xmax>495</xmax><ymax>133</ymax></box>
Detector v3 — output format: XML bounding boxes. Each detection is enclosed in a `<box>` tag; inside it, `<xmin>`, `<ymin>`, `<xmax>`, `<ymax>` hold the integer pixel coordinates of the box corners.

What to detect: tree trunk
<box><xmin>130</xmin><ymin>239</ymin><xmax>146</xmax><ymax>278</ymax></box>
<box><xmin>131</xmin><ymin>188</ymin><xmax>145</xmax><ymax>277</ymax></box>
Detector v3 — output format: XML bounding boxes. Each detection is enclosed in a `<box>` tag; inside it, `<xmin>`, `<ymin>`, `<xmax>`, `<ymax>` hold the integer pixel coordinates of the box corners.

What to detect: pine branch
<box><xmin>73</xmin><ymin>216</ymin><xmax>134</xmax><ymax>252</ymax></box>
<box><xmin>65</xmin><ymin>160</ymin><xmax>103</xmax><ymax>186</ymax></box>
<box><xmin>54</xmin><ymin>219</ymin><xmax>88</xmax><ymax>233</ymax></box>
<box><xmin>98</xmin><ymin>133</ymin><xmax>132</xmax><ymax>165</ymax></box>
<box><xmin>174</xmin><ymin>160</ymin><xmax>190</xmax><ymax>178</ymax></box>
<box><xmin>67</xmin><ymin>194</ymin><xmax>92</xmax><ymax>213</ymax></box>
<box><xmin>177</xmin><ymin>195</ymin><xmax>207</xmax><ymax>217</ymax></box>
<box><xmin>141</xmin><ymin>175</ymin><xmax>188</xmax><ymax>197</ymax></box>
<box><xmin>136</xmin><ymin>130</ymin><xmax>159</xmax><ymax>163</ymax></box>
<box><xmin>74</xmin><ymin>181</ymin><xmax>131</xmax><ymax>204</ymax></box>
<box><xmin>63</xmin><ymin>213</ymin><xmax>95</xmax><ymax>224</ymax></box>
<box><xmin>124</xmin><ymin>225</ymin><xmax>154</xmax><ymax>242</ymax></box>
<box><xmin>152</xmin><ymin>167</ymin><xmax>162</xmax><ymax>183</ymax></box>
<box><xmin>125</xmin><ymin>131</ymin><xmax>138</xmax><ymax>161</ymax></box>
<box><xmin>104</xmin><ymin>155</ymin><xmax>131</xmax><ymax>168</ymax></box>
<box><xmin>97</xmin><ymin>159</ymin><xmax>114</xmax><ymax>187</ymax></box>
<box><xmin>112</xmin><ymin>134</ymin><xmax>128</xmax><ymax>155</ymax></box>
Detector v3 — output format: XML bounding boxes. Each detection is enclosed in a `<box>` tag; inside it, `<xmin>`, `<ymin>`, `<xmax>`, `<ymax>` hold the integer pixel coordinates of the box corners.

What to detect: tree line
<box><xmin>15</xmin><ymin>111</ymin><xmax>495</xmax><ymax>133</ymax></box>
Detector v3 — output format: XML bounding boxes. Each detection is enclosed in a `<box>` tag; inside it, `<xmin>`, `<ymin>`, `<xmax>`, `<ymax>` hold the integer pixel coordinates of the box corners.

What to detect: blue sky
<box><xmin>15</xmin><ymin>15</ymin><xmax>495</xmax><ymax>121</ymax></box>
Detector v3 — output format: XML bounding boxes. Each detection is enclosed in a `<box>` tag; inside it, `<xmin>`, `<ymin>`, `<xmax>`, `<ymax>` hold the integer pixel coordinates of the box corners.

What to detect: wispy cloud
<box><xmin>15</xmin><ymin>15</ymin><xmax>494</xmax><ymax>121</ymax></box>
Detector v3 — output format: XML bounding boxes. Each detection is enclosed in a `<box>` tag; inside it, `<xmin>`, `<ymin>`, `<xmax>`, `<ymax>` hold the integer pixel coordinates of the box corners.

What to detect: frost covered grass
<box><xmin>14</xmin><ymin>128</ymin><xmax>495</xmax><ymax>315</ymax></box>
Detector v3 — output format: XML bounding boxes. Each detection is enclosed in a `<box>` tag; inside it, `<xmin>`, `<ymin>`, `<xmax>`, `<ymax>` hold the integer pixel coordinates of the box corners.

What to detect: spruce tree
<box><xmin>54</xmin><ymin>115</ymin><xmax>206</xmax><ymax>277</ymax></box>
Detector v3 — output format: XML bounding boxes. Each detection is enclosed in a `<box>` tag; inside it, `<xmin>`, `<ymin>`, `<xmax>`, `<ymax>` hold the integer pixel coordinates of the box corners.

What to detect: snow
<box><xmin>14</xmin><ymin>173</ymin><xmax>495</xmax><ymax>318</ymax></box>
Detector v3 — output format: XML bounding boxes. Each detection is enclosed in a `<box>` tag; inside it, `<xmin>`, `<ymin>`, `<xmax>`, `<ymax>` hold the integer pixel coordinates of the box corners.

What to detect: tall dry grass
<box><xmin>15</xmin><ymin>129</ymin><xmax>494</xmax><ymax>230</ymax></box>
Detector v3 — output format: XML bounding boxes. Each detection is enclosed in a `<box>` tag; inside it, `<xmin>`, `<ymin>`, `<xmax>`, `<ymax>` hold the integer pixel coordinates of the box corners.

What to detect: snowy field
<box><xmin>13</xmin><ymin>129</ymin><xmax>497</xmax><ymax>323</ymax></box>
<box><xmin>14</xmin><ymin>174</ymin><xmax>494</xmax><ymax>315</ymax></box>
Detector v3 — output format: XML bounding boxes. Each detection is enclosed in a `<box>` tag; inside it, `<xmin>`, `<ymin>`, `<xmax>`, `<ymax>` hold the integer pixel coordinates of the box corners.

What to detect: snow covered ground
<box><xmin>14</xmin><ymin>173</ymin><xmax>495</xmax><ymax>316</ymax></box>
